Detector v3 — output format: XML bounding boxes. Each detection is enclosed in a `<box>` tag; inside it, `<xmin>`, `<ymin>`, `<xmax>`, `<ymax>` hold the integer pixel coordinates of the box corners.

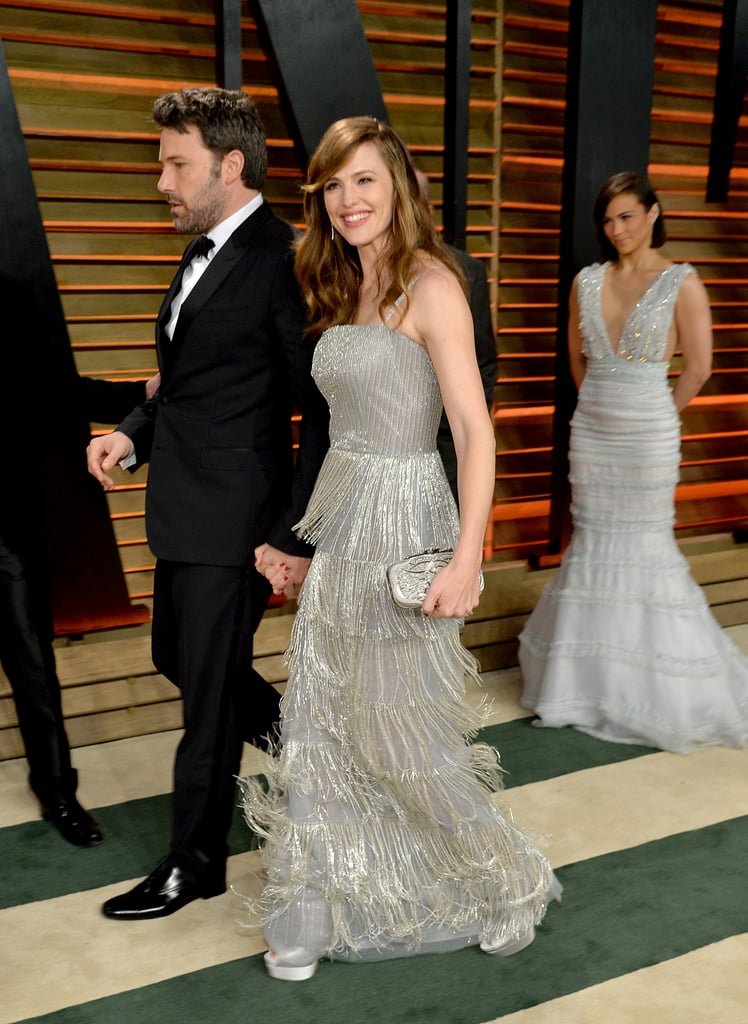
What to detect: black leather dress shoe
<box><xmin>102</xmin><ymin>858</ymin><xmax>226</xmax><ymax>920</ymax></box>
<box><xmin>42</xmin><ymin>799</ymin><xmax>104</xmax><ymax>848</ymax></box>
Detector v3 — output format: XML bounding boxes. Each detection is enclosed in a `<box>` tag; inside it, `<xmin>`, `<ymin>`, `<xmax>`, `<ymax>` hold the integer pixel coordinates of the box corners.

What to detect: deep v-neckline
<box><xmin>600</xmin><ymin>263</ymin><xmax>670</xmax><ymax>354</ymax></box>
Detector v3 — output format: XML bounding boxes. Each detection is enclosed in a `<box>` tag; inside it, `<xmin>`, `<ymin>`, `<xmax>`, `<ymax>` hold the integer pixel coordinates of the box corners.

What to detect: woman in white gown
<box><xmin>245</xmin><ymin>117</ymin><xmax>560</xmax><ymax>981</ymax></box>
<box><xmin>519</xmin><ymin>171</ymin><xmax>748</xmax><ymax>754</ymax></box>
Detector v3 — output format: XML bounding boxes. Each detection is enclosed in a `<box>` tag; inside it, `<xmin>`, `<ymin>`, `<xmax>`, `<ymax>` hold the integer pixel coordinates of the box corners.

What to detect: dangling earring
<box><xmin>330</xmin><ymin>224</ymin><xmax>335</xmax><ymax>241</ymax></box>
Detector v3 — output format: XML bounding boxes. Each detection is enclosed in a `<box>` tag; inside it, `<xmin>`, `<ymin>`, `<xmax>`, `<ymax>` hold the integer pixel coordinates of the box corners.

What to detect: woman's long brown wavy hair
<box><xmin>295</xmin><ymin>116</ymin><xmax>465</xmax><ymax>334</ymax></box>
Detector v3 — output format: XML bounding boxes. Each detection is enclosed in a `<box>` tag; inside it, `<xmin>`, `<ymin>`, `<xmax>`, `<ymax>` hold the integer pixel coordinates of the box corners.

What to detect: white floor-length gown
<box><xmin>241</xmin><ymin>295</ymin><xmax>559</xmax><ymax>964</ymax></box>
<box><xmin>520</xmin><ymin>262</ymin><xmax>748</xmax><ymax>754</ymax></box>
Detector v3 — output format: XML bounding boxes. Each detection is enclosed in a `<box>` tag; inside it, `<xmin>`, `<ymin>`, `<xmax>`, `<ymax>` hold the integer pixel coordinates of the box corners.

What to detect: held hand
<box><xmin>86</xmin><ymin>431</ymin><xmax>133</xmax><ymax>491</ymax></box>
<box><xmin>255</xmin><ymin>544</ymin><xmax>312</xmax><ymax>596</ymax></box>
<box><xmin>421</xmin><ymin>559</ymin><xmax>482</xmax><ymax>619</ymax></box>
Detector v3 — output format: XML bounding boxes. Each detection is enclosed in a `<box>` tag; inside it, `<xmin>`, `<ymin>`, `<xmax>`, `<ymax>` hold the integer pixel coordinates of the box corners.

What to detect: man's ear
<box><xmin>222</xmin><ymin>148</ymin><xmax>245</xmax><ymax>185</ymax></box>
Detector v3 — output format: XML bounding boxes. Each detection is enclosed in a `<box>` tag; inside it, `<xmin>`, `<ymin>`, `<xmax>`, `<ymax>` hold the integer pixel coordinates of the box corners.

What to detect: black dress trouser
<box><xmin>151</xmin><ymin>558</ymin><xmax>279</xmax><ymax>882</ymax></box>
<box><xmin>0</xmin><ymin>533</ymin><xmax>77</xmax><ymax>809</ymax></box>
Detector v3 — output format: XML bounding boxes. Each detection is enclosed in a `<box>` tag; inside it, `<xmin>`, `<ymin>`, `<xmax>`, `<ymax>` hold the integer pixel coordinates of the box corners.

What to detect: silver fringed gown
<box><xmin>519</xmin><ymin>262</ymin><xmax>748</xmax><ymax>754</ymax></box>
<box><xmin>240</xmin><ymin>311</ymin><xmax>557</xmax><ymax>963</ymax></box>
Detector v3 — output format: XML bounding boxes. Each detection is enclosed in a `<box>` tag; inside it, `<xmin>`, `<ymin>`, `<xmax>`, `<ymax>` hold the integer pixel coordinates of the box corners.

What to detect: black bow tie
<box><xmin>190</xmin><ymin>235</ymin><xmax>215</xmax><ymax>260</ymax></box>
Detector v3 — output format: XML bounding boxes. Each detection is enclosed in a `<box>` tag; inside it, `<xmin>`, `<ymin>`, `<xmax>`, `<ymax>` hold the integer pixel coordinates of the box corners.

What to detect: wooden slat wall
<box><xmin>360</xmin><ymin>0</ymin><xmax>499</xmax><ymax>270</ymax></box>
<box><xmin>0</xmin><ymin>0</ymin><xmax>499</xmax><ymax>614</ymax></box>
<box><xmin>0</xmin><ymin>0</ymin><xmax>305</xmax><ymax>613</ymax></box>
<box><xmin>2</xmin><ymin>0</ymin><xmax>748</xmax><ymax>758</ymax></box>
<box><xmin>496</xmin><ymin>0</ymin><xmax>748</xmax><ymax>560</ymax></box>
<box><xmin>0</xmin><ymin>0</ymin><xmax>501</xmax><ymax>755</ymax></box>
<box><xmin>0</xmin><ymin>0</ymin><xmax>297</xmax><ymax>756</ymax></box>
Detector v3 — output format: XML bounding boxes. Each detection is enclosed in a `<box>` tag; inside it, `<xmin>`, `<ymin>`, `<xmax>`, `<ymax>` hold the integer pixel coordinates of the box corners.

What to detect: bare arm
<box><xmin>567</xmin><ymin>274</ymin><xmax>586</xmax><ymax>390</ymax></box>
<box><xmin>404</xmin><ymin>268</ymin><xmax>495</xmax><ymax>618</ymax></box>
<box><xmin>671</xmin><ymin>272</ymin><xmax>712</xmax><ymax>413</ymax></box>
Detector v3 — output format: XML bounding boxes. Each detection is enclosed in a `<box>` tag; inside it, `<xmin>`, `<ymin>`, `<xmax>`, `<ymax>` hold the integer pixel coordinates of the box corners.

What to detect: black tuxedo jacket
<box><xmin>118</xmin><ymin>202</ymin><xmax>329</xmax><ymax>567</ymax></box>
<box><xmin>437</xmin><ymin>247</ymin><xmax>497</xmax><ymax>497</ymax></box>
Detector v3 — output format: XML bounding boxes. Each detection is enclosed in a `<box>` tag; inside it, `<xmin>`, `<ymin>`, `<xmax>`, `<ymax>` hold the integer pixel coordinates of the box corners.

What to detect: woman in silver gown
<box><xmin>520</xmin><ymin>172</ymin><xmax>748</xmax><ymax>754</ymax></box>
<box><xmin>245</xmin><ymin>117</ymin><xmax>560</xmax><ymax>981</ymax></box>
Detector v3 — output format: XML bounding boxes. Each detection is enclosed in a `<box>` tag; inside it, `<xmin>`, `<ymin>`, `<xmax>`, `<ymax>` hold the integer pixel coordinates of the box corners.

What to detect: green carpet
<box><xmin>0</xmin><ymin>795</ymin><xmax>253</xmax><ymax>911</ymax></box>
<box><xmin>13</xmin><ymin>817</ymin><xmax>748</xmax><ymax>1024</ymax></box>
<box><xmin>481</xmin><ymin>718</ymin><xmax>656</xmax><ymax>786</ymax></box>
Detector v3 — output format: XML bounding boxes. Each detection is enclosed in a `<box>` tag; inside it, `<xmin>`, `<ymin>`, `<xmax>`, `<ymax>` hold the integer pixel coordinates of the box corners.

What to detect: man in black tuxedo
<box><xmin>86</xmin><ymin>88</ymin><xmax>329</xmax><ymax>919</ymax></box>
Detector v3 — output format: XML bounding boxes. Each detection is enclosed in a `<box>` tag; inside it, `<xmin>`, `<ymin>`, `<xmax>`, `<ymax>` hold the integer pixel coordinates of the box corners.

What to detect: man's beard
<box><xmin>169</xmin><ymin>173</ymin><xmax>224</xmax><ymax>234</ymax></box>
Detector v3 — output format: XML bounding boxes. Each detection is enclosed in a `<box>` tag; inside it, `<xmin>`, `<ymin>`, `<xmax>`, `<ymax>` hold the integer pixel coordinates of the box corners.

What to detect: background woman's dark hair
<box><xmin>593</xmin><ymin>171</ymin><xmax>666</xmax><ymax>262</ymax></box>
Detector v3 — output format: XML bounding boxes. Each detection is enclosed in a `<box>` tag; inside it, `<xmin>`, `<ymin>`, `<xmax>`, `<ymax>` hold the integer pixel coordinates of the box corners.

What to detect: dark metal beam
<box><xmin>215</xmin><ymin>0</ymin><xmax>243</xmax><ymax>91</ymax></box>
<box><xmin>545</xmin><ymin>0</ymin><xmax>658</xmax><ymax>557</ymax></box>
<box><xmin>253</xmin><ymin>0</ymin><xmax>387</xmax><ymax>166</ymax></box>
<box><xmin>0</xmin><ymin>39</ymin><xmax>147</xmax><ymax>633</ymax></box>
<box><xmin>706</xmin><ymin>0</ymin><xmax>748</xmax><ymax>203</ymax></box>
<box><xmin>442</xmin><ymin>0</ymin><xmax>472</xmax><ymax>249</ymax></box>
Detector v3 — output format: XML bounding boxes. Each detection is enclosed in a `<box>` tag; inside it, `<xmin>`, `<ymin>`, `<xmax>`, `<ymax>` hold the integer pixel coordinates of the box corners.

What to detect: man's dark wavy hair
<box><xmin>152</xmin><ymin>87</ymin><xmax>267</xmax><ymax>189</ymax></box>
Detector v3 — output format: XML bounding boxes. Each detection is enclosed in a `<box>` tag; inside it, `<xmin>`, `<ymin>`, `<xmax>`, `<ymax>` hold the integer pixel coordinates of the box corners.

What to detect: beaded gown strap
<box><xmin>383</xmin><ymin>271</ymin><xmax>432</xmax><ymax>324</ymax></box>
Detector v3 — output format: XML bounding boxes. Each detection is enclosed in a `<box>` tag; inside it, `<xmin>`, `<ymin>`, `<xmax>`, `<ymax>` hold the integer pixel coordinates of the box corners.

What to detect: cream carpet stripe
<box><xmin>0</xmin><ymin>849</ymin><xmax>266</xmax><ymax>1024</ymax></box>
<box><xmin>483</xmin><ymin>933</ymin><xmax>748</xmax><ymax>1024</ymax></box>
<box><xmin>468</xmin><ymin>667</ymin><xmax>532</xmax><ymax>724</ymax></box>
<box><xmin>0</xmin><ymin>732</ymin><xmax>268</xmax><ymax>828</ymax></box>
<box><xmin>505</xmin><ymin>744</ymin><xmax>748</xmax><ymax>867</ymax></box>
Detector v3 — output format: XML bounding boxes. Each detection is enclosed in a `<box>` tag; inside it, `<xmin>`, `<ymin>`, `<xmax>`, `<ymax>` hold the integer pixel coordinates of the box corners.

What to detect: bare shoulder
<box><xmin>569</xmin><ymin>270</ymin><xmax>584</xmax><ymax>302</ymax></box>
<box><xmin>678</xmin><ymin>266</ymin><xmax>709</xmax><ymax>304</ymax></box>
<box><xmin>410</xmin><ymin>257</ymin><xmax>465</xmax><ymax>306</ymax></box>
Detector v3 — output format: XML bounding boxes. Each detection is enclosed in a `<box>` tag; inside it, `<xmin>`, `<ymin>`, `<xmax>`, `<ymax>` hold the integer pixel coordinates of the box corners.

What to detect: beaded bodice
<box><xmin>312</xmin><ymin>324</ymin><xmax>442</xmax><ymax>456</ymax></box>
<box><xmin>578</xmin><ymin>261</ymin><xmax>693</xmax><ymax>366</ymax></box>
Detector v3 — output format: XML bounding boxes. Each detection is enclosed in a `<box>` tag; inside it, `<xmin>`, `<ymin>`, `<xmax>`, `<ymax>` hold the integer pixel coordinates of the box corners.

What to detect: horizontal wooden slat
<box><xmin>0</xmin><ymin>0</ymin><xmax>221</xmax><ymax>26</ymax></box>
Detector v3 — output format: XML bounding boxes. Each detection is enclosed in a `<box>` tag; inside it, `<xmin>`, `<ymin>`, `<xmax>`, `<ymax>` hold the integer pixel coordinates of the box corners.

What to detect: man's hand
<box><xmin>87</xmin><ymin>431</ymin><xmax>133</xmax><ymax>491</ymax></box>
<box><xmin>255</xmin><ymin>543</ymin><xmax>311</xmax><ymax>597</ymax></box>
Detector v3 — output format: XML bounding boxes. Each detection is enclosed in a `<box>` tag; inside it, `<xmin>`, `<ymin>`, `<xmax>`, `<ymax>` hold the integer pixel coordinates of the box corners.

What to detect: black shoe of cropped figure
<box><xmin>42</xmin><ymin>798</ymin><xmax>104</xmax><ymax>847</ymax></box>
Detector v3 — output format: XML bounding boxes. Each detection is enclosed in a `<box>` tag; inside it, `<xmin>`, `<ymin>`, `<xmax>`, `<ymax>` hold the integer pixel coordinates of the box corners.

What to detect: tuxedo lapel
<box><xmin>155</xmin><ymin>236</ymin><xmax>207</xmax><ymax>355</ymax></box>
<box><xmin>169</xmin><ymin>243</ymin><xmax>239</xmax><ymax>346</ymax></box>
<box><xmin>165</xmin><ymin>204</ymin><xmax>273</xmax><ymax>352</ymax></box>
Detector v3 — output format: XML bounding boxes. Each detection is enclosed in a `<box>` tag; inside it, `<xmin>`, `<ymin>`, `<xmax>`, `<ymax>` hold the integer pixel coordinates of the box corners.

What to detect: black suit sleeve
<box><xmin>116</xmin><ymin>396</ymin><xmax>159</xmax><ymax>471</ymax></box>
<box><xmin>436</xmin><ymin>248</ymin><xmax>497</xmax><ymax>504</ymax></box>
<box><xmin>456</xmin><ymin>252</ymin><xmax>497</xmax><ymax>408</ymax></box>
<box><xmin>264</xmin><ymin>249</ymin><xmax>330</xmax><ymax>556</ymax></box>
<box><xmin>75</xmin><ymin>376</ymin><xmax>147</xmax><ymax>425</ymax></box>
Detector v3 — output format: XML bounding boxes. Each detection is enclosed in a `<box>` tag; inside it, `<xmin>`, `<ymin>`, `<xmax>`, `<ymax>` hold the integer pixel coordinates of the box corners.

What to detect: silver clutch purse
<box><xmin>386</xmin><ymin>548</ymin><xmax>484</xmax><ymax>609</ymax></box>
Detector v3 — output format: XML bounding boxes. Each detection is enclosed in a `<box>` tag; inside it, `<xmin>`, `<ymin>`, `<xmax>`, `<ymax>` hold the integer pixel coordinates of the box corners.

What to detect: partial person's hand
<box><xmin>145</xmin><ymin>372</ymin><xmax>161</xmax><ymax>400</ymax></box>
<box><xmin>86</xmin><ymin>431</ymin><xmax>133</xmax><ymax>491</ymax></box>
<box><xmin>255</xmin><ymin>544</ymin><xmax>312</xmax><ymax>596</ymax></box>
<box><xmin>421</xmin><ymin>558</ymin><xmax>482</xmax><ymax>619</ymax></box>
